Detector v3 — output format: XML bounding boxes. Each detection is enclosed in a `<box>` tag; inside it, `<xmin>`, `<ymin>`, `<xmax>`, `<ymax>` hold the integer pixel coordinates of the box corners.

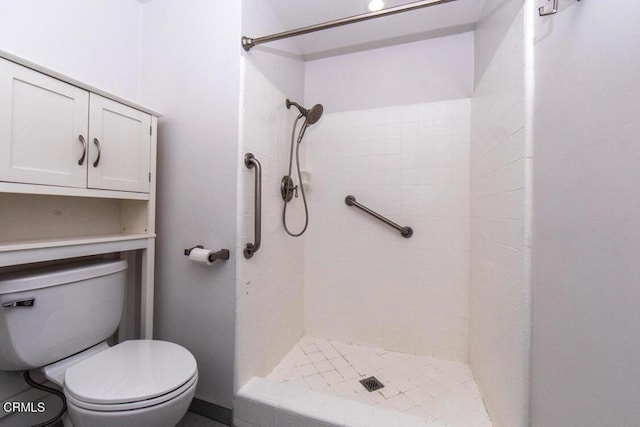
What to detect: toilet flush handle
<box><xmin>1</xmin><ymin>297</ymin><xmax>35</xmax><ymax>308</ymax></box>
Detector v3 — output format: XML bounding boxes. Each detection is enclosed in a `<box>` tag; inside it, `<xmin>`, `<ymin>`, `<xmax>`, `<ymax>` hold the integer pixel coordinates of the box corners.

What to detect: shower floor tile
<box><xmin>266</xmin><ymin>336</ymin><xmax>492</xmax><ymax>427</ymax></box>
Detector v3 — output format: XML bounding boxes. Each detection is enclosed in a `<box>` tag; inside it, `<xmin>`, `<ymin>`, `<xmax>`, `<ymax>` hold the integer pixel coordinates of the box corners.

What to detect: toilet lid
<box><xmin>64</xmin><ymin>340</ymin><xmax>197</xmax><ymax>405</ymax></box>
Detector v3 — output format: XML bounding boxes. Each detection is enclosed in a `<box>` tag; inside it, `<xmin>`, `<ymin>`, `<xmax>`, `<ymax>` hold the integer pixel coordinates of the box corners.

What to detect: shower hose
<box><xmin>283</xmin><ymin>114</ymin><xmax>309</xmax><ymax>237</ymax></box>
<box><xmin>23</xmin><ymin>371</ymin><xmax>66</xmax><ymax>427</ymax></box>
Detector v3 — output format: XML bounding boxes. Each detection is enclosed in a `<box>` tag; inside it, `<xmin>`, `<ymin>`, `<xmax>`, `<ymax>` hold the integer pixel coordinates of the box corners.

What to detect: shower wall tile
<box><xmin>235</xmin><ymin>58</ymin><xmax>306</xmax><ymax>390</ymax></box>
<box><xmin>304</xmin><ymin>98</ymin><xmax>471</xmax><ymax>361</ymax></box>
<box><xmin>469</xmin><ymin>5</ymin><xmax>530</xmax><ymax>427</ymax></box>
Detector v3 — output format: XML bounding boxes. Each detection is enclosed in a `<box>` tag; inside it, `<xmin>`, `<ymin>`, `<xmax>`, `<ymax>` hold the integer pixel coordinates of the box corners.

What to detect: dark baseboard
<box><xmin>189</xmin><ymin>398</ymin><xmax>233</xmax><ymax>426</ymax></box>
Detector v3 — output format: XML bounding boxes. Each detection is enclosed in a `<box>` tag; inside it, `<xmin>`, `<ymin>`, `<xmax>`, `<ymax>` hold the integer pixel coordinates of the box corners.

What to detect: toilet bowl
<box><xmin>0</xmin><ymin>259</ymin><xmax>198</xmax><ymax>427</ymax></box>
<box><xmin>42</xmin><ymin>340</ymin><xmax>198</xmax><ymax>427</ymax></box>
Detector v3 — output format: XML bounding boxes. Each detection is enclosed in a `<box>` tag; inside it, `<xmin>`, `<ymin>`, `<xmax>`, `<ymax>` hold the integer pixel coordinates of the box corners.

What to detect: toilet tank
<box><xmin>0</xmin><ymin>259</ymin><xmax>127</xmax><ymax>371</ymax></box>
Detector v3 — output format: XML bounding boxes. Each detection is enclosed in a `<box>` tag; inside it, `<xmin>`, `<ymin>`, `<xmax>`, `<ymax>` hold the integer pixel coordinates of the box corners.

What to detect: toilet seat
<box><xmin>66</xmin><ymin>373</ymin><xmax>198</xmax><ymax>412</ymax></box>
<box><xmin>64</xmin><ymin>340</ymin><xmax>197</xmax><ymax>411</ymax></box>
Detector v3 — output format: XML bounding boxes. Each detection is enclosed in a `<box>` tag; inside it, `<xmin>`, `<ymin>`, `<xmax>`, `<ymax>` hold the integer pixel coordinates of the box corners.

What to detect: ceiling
<box><xmin>261</xmin><ymin>0</ymin><xmax>487</xmax><ymax>60</ymax></box>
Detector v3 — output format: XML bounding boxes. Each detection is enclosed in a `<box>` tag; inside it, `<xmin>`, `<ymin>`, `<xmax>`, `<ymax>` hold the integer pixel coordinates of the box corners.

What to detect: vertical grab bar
<box><xmin>244</xmin><ymin>153</ymin><xmax>262</xmax><ymax>259</ymax></box>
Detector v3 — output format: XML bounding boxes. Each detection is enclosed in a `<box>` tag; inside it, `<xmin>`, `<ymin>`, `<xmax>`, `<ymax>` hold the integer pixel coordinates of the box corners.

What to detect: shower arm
<box><xmin>241</xmin><ymin>0</ymin><xmax>458</xmax><ymax>51</ymax></box>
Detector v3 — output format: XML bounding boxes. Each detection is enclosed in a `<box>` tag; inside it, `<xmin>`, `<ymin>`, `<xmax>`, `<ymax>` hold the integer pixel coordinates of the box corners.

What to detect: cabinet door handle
<box><xmin>93</xmin><ymin>138</ymin><xmax>102</xmax><ymax>167</ymax></box>
<box><xmin>78</xmin><ymin>135</ymin><xmax>87</xmax><ymax>165</ymax></box>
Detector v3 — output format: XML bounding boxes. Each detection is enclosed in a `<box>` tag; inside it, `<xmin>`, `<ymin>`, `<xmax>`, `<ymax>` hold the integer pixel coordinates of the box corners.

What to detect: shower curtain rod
<box><xmin>241</xmin><ymin>0</ymin><xmax>459</xmax><ymax>51</ymax></box>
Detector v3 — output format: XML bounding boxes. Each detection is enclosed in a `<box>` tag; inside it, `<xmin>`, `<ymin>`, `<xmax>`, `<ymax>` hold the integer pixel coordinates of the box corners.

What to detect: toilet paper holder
<box><xmin>184</xmin><ymin>245</ymin><xmax>230</xmax><ymax>262</ymax></box>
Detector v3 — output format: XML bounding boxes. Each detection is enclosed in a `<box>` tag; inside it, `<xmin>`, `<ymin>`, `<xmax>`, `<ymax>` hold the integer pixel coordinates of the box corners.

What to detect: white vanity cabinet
<box><xmin>88</xmin><ymin>94</ymin><xmax>152</xmax><ymax>193</ymax></box>
<box><xmin>0</xmin><ymin>58</ymin><xmax>90</xmax><ymax>188</ymax></box>
<box><xmin>0</xmin><ymin>52</ymin><xmax>161</xmax><ymax>340</ymax></box>
<box><xmin>0</xmin><ymin>58</ymin><xmax>153</xmax><ymax>194</ymax></box>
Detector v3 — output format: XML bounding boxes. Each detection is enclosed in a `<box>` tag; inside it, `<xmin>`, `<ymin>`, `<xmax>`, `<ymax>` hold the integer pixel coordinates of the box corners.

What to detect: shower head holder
<box><xmin>281</xmin><ymin>175</ymin><xmax>296</xmax><ymax>202</ymax></box>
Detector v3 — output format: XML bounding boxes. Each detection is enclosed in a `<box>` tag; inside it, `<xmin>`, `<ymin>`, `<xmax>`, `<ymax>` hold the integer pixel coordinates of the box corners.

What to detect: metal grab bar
<box><xmin>538</xmin><ymin>0</ymin><xmax>558</xmax><ymax>16</ymax></box>
<box><xmin>241</xmin><ymin>0</ymin><xmax>458</xmax><ymax>51</ymax></box>
<box><xmin>538</xmin><ymin>0</ymin><xmax>581</xmax><ymax>16</ymax></box>
<box><xmin>244</xmin><ymin>153</ymin><xmax>262</xmax><ymax>258</ymax></box>
<box><xmin>345</xmin><ymin>195</ymin><xmax>413</xmax><ymax>238</ymax></box>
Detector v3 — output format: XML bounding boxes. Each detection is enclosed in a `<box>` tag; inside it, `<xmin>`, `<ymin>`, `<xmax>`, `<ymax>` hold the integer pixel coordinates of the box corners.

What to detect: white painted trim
<box><xmin>0</xmin><ymin>182</ymin><xmax>150</xmax><ymax>200</ymax></box>
<box><xmin>0</xmin><ymin>234</ymin><xmax>155</xmax><ymax>267</ymax></box>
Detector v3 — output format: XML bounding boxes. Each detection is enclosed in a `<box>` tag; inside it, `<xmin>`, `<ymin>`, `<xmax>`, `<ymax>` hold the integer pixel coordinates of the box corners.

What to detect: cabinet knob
<box><xmin>93</xmin><ymin>138</ymin><xmax>102</xmax><ymax>167</ymax></box>
<box><xmin>78</xmin><ymin>135</ymin><xmax>87</xmax><ymax>165</ymax></box>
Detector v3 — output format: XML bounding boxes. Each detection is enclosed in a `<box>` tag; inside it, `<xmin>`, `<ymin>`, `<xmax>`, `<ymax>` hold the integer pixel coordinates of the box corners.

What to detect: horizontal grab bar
<box><xmin>345</xmin><ymin>195</ymin><xmax>413</xmax><ymax>238</ymax></box>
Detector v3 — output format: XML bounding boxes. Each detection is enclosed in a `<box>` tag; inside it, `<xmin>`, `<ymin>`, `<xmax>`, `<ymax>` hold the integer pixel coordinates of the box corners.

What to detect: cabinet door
<box><xmin>0</xmin><ymin>59</ymin><xmax>89</xmax><ymax>188</ymax></box>
<box><xmin>88</xmin><ymin>94</ymin><xmax>151</xmax><ymax>193</ymax></box>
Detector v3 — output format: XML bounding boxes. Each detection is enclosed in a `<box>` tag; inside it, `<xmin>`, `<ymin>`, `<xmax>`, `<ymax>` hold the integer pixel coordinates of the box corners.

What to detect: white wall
<box><xmin>469</xmin><ymin>3</ymin><xmax>530</xmax><ymax>427</ymax></box>
<box><xmin>235</xmin><ymin>0</ymin><xmax>307</xmax><ymax>392</ymax></box>
<box><xmin>304</xmin><ymin>99</ymin><xmax>471</xmax><ymax>361</ymax></box>
<box><xmin>0</xmin><ymin>0</ymin><xmax>142</xmax><ymax>101</ymax></box>
<box><xmin>530</xmin><ymin>1</ymin><xmax>640</xmax><ymax>425</ymax></box>
<box><xmin>473</xmin><ymin>0</ymin><xmax>524</xmax><ymax>86</ymax></box>
<box><xmin>241</xmin><ymin>0</ymin><xmax>304</xmax><ymax>100</ymax></box>
<box><xmin>0</xmin><ymin>0</ymin><xmax>144</xmax><ymax>414</ymax></box>
<box><xmin>305</xmin><ymin>32</ymin><xmax>474</xmax><ymax>113</ymax></box>
<box><xmin>138</xmin><ymin>0</ymin><xmax>241</xmax><ymax>409</ymax></box>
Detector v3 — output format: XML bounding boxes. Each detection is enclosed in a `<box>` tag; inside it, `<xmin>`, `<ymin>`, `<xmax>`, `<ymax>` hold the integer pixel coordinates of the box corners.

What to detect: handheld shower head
<box><xmin>282</xmin><ymin>99</ymin><xmax>324</xmax><ymax>237</ymax></box>
<box><xmin>306</xmin><ymin>104</ymin><xmax>324</xmax><ymax>125</ymax></box>
<box><xmin>286</xmin><ymin>99</ymin><xmax>324</xmax><ymax>125</ymax></box>
<box><xmin>287</xmin><ymin>99</ymin><xmax>324</xmax><ymax>143</ymax></box>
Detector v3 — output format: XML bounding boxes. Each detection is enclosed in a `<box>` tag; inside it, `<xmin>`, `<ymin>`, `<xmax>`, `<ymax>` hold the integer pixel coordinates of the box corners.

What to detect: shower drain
<box><xmin>359</xmin><ymin>376</ymin><xmax>384</xmax><ymax>392</ymax></box>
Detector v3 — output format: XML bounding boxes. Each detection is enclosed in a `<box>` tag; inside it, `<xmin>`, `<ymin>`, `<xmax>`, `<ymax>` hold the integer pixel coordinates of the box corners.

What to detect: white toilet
<box><xmin>0</xmin><ymin>259</ymin><xmax>198</xmax><ymax>427</ymax></box>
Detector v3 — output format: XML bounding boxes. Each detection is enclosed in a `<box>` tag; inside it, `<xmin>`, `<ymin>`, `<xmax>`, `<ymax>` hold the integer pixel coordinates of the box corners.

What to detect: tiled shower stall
<box><xmin>234</xmin><ymin>1</ymin><xmax>530</xmax><ymax>426</ymax></box>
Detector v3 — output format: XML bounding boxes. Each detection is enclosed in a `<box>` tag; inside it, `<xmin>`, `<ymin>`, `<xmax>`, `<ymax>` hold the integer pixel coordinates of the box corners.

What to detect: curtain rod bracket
<box><xmin>241</xmin><ymin>37</ymin><xmax>254</xmax><ymax>51</ymax></box>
